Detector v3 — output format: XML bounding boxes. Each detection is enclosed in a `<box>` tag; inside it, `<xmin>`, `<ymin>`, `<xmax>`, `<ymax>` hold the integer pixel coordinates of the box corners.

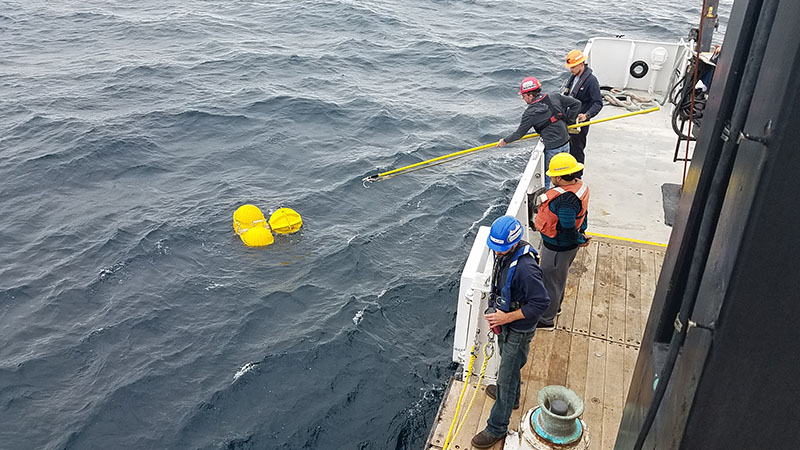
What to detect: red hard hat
<box><xmin>518</xmin><ymin>77</ymin><xmax>541</xmax><ymax>95</ymax></box>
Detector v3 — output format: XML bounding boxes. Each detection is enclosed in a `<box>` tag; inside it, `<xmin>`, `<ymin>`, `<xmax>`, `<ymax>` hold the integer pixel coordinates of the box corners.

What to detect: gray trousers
<box><xmin>539</xmin><ymin>246</ymin><xmax>580</xmax><ymax>325</ymax></box>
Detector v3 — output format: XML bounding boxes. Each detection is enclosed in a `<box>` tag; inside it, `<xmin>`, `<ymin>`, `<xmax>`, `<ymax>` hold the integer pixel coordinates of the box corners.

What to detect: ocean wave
<box><xmin>245</xmin><ymin>94</ymin><xmax>356</xmax><ymax>123</ymax></box>
<box><xmin>233</xmin><ymin>361</ymin><xmax>259</xmax><ymax>380</ymax></box>
<box><xmin>0</xmin><ymin>115</ymin><xmax>92</xmax><ymax>163</ymax></box>
<box><xmin>172</xmin><ymin>277</ymin><xmax>455</xmax><ymax>449</ymax></box>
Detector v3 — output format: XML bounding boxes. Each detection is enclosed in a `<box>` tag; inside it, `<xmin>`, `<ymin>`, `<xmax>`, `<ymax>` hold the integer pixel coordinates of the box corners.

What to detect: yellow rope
<box><xmin>363</xmin><ymin>106</ymin><xmax>660</xmax><ymax>183</ymax></box>
<box><xmin>585</xmin><ymin>231</ymin><xmax>668</xmax><ymax>247</ymax></box>
<box><xmin>441</xmin><ymin>345</ymin><xmax>477</xmax><ymax>449</ymax></box>
<box><xmin>442</xmin><ymin>340</ymin><xmax>495</xmax><ymax>450</ymax></box>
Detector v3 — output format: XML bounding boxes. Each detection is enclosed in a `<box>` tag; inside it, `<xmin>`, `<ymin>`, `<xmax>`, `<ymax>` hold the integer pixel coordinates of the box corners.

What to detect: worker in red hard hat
<box><xmin>497</xmin><ymin>76</ymin><xmax>581</xmax><ymax>188</ymax></box>
<box><xmin>564</xmin><ymin>49</ymin><xmax>603</xmax><ymax>176</ymax></box>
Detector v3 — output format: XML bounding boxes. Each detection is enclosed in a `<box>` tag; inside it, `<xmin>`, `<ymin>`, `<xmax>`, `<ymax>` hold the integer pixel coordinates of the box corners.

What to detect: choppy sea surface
<box><xmin>0</xmin><ymin>1</ymin><xmax>730</xmax><ymax>449</ymax></box>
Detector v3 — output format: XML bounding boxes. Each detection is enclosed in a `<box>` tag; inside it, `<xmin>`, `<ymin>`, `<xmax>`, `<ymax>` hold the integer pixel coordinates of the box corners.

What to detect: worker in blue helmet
<box><xmin>472</xmin><ymin>215</ymin><xmax>551</xmax><ymax>448</ymax></box>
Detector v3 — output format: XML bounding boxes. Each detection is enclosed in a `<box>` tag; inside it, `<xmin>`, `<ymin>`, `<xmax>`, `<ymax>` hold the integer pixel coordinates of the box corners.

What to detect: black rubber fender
<box><xmin>630</xmin><ymin>60</ymin><xmax>649</xmax><ymax>79</ymax></box>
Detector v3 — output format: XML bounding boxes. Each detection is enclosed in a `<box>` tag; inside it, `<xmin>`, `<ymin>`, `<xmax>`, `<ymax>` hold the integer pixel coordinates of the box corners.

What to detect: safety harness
<box><xmin>530</xmin><ymin>94</ymin><xmax>565</xmax><ymax>133</ymax></box>
<box><xmin>490</xmin><ymin>242</ymin><xmax>539</xmax><ymax>313</ymax></box>
<box><xmin>565</xmin><ymin>69</ymin><xmax>591</xmax><ymax>97</ymax></box>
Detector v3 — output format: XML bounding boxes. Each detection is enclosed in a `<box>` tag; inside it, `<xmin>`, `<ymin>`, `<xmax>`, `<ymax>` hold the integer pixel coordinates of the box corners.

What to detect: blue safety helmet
<box><xmin>486</xmin><ymin>215</ymin><xmax>523</xmax><ymax>252</ymax></box>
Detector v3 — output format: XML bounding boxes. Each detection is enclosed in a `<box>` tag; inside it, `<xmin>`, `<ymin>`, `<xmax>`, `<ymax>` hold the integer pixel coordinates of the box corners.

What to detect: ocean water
<box><xmin>0</xmin><ymin>1</ymin><xmax>729</xmax><ymax>449</ymax></box>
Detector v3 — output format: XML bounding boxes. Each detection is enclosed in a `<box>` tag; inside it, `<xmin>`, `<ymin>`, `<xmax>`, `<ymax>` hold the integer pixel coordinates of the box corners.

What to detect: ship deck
<box><xmin>581</xmin><ymin>102</ymin><xmax>688</xmax><ymax>245</ymax></box>
<box><xmin>426</xmin><ymin>236</ymin><xmax>665</xmax><ymax>450</ymax></box>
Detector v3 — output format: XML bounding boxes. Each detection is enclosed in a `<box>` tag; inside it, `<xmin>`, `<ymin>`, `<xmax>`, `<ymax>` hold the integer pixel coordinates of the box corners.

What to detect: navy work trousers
<box><xmin>569</xmin><ymin>125</ymin><xmax>589</xmax><ymax>177</ymax></box>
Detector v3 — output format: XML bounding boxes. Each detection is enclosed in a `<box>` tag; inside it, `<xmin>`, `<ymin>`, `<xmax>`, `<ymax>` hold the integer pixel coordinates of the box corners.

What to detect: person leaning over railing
<box><xmin>497</xmin><ymin>76</ymin><xmax>581</xmax><ymax>188</ymax></box>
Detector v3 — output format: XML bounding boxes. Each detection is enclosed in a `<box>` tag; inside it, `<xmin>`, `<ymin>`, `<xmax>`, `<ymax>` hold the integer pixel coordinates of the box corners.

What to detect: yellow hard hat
<box><xmin>269</xmin><ymin>207</ymin><xmax>303</xmax><ymax>234</ymax></box>
<box><xmin>233</xmin><ymin>204</ymin><xmax>274</xmax><ymax>247</ymax></box>
<box><xmin>565</xmin><ymin>49</ymin><xmax>587</xmax><ymax>68</ymax></box>
<box><xmin>546</xmin><ymin>153</ymin><xmax>584</xmax><ymax>177</ymax></box>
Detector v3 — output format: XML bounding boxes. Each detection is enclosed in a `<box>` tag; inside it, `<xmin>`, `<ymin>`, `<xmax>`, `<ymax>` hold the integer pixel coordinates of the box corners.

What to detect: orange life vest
<box><xmin>534</xmin><ymin>180</ymin><xmax>590</xmax><ymax>239</ymax></box>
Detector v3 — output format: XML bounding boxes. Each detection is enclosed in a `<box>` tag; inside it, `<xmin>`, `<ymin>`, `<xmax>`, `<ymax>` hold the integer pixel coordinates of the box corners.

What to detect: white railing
<box><xmin>452</xmin><ymin>141</ymin><xmax>545</xmax><ymax>383</ymax></box>
<box><xmin>583</xmin><ymin>37</ymin><xmax>690</xmax><ymax>102</ymax></box>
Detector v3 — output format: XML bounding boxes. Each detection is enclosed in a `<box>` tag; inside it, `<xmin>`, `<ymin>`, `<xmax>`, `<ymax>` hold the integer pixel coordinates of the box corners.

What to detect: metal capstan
<box><xmin>516</xmin><ymin>385</ymin><xmax>590</xmax><ymax>450</ymax></box>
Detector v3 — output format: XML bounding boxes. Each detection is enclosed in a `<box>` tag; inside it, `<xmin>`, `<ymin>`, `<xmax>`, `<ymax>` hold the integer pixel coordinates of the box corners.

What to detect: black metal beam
<box><xmin>616</xmin><ymin>0</ymin><xmax>800</xmax><ymax>448</ymax></box>
<box><xmin>700</xmin><ymin>0</ymin><xmax>721</xmax><ymax>52</ymax></box>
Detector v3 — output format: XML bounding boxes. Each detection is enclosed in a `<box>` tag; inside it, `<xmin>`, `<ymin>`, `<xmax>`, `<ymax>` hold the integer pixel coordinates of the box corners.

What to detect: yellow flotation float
<box><xmin>269</xmin><ymin>207</ymin><xmax>303</xmax><ymax>234</ymax></box>
<box><xmin>233</xmin><ymin>205</ymin><xmax>303</xmax><ymax>247</ymax></box>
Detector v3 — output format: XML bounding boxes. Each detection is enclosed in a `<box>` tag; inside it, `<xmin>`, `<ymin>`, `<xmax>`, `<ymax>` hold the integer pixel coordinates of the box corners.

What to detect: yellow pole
<box><xmin>363</xmin><ymin>105</ymin><xmax>660</xmax><ymax>183</ymax></box>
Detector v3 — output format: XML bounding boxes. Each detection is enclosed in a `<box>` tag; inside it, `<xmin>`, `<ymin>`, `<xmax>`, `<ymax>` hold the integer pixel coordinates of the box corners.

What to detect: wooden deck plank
<box><xmin>584</xmin><ymin>337</ymin><xmax>607</xmax><ymax>445</ymax></box>
<box><xmin>640</xmin><ymin>248</ymin><xmax>657</xmax><ymax>331</ymax></box>
<box><xmin>602</xmin><ymin>342</ymin><xmax>626</xmax><ymax>449</ymax></box>
<box><xmin>623</xmin><ymin>344</ymin><xmax>638</xmax><ymax>401</ymax></box>
<box><xmin>429</xmin><ymin>379</ymin><xmax>465</xmax><ymax>448</ymax></box>
<box><xmin>475</xmin><ymin>386</ymin><xmax>495</xmax><ymax>441</ymax></box>
<box><xmin>625</xmin><ymin>246</ymin><xmax>643</xmax><ymax>346</ymax></box>
<box><xmin>573</xmin><ymin>240</ymin><xmax>599</xmax><ymax>335</ymax></box>
<box><xmin>523</xmin><ymin>331</ymin><xmax>556</xmax><ymax>409</ymax></box>
<box><xmin>547</xmin><ymin>329</ymin><xmax>572</xmax><ymax>387</ymax></box>
<box><xmin>448</xmin><ymin>383</ymin><xmax>487</xmax><ymax>450</ymax></box>
<box><xmin>565</xmin><ymin>333</ymin><xmax>590</xmax><ymax>396</ymax></box>
<box><xmin>557</xmin><ymin>247</ymin><xmax>586</xmax><ymax>331</ymax></box>
<box><xmin>607</xmin><ymin>244</ymin><xmax>627</xmax><ymax>344</ymax></box>
<box><xmin>651</xmin><ymin>249</ymin><xmax>665</xmax><ymax>315</ymax></box>
<box><xmin>516</xmin><ymin>337</ymin><xmax>538</xmax><ymax>413</ymax></box>
<box><xmin>590</xmin><ymin>242</ymin><xmax>612</xmax><ymax>340</ymax></box>
<box><xmin>471</xmin><ymin>397</ymin><xmax>505</xmax><ymax>450</ymax></box>
<box><xmin>655</xmin><ymin>249</ymin><xmax>665</xmax><ymax>278</ymax></box>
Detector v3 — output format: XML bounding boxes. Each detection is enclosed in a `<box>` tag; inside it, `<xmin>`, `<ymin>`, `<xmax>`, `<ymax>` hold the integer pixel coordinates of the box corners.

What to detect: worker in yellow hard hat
<box><xmin>533</xmin><ymin>153</ymin><xmax>591</xmax><ymax>330</ymax></box>
<box><xmin>564</xmin><ymin>49</ymin><xmax>603</xmax><ymax>176</ymax></box>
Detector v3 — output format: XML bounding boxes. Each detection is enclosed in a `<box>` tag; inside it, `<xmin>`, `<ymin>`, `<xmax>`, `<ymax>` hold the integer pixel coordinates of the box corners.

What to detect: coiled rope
<box><xmin>601</xmin><ymin>88</ymin><xmax>659</xmax><ymax>111</ymax></box>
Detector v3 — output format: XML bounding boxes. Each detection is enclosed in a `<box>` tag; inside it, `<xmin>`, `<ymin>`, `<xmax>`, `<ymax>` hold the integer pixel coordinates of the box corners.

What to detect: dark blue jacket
<box><xmin>504</xmin><ymin>93</ymin><xmax>581</xmax><ymax>149</ymax></box>
<box><xmin>490</xmin><ymin>241</ymin><xmax>550</xmax><ymax>332</ymax></box>
<box><xmin>564</xmin><ymin>66</ymin><xmax>603</xmax><ymax>119</ymax></box>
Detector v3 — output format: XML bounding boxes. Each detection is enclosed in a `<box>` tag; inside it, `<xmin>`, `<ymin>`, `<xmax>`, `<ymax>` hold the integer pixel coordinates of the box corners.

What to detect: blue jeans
<box><xmin>485</xmin><ymin>326</ymin><xmax>536</xmax><ymax>437</ymax></box>
<box><xmin>544</xmin><ymin>142</ymin><xmax>571</xmax><ymax>188</ymax></box>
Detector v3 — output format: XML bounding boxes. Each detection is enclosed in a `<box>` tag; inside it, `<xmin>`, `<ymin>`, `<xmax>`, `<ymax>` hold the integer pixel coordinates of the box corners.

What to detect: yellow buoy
<box><xmin>269</xmin><ymin>207</ymin><xmax>303</xmax><ymax>234</ymax></box>
<box><xmin>233</xmin><ymin>204</ymin><xmax>274</xmax><ymax>247</ymax></box>
<box><xmin>240</xmin><ymin>226</ymin><xmax>274</xmax><ymax>247</ymax></box>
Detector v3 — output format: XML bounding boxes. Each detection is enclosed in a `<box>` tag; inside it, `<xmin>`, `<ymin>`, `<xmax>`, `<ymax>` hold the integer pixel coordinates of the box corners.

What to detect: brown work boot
<box><xmin>471</xmin><ymin>429</ymin><xmax>504</xmax><ymax>448</ymax></box>
<box><xmin>485</xmin><ymin>384</ymin><xmax>520</xmax><ymax>409</ymax></box>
